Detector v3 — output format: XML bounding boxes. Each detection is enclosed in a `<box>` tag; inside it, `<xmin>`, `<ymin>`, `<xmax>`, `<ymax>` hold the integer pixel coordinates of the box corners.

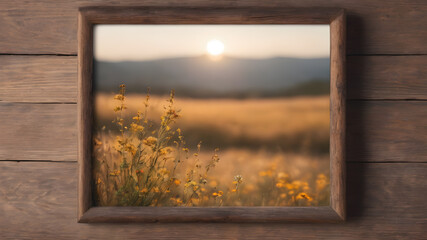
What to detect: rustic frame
<box><xmin>78</xmin><ymin>6</ymin><xmax>346</xmax><ymax>223</ymax></box>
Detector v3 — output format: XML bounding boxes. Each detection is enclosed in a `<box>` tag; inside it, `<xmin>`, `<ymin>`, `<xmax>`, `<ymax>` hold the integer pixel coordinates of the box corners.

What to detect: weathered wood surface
<box><xmin>347</xmin><ymin>101</ymin><xmax>427</xmax><ymax>162</ymax></box>
<box><xmin>329</xmin><ymin>10</ymin><xmax>346</xmax><ymax>220</ymax></box>
<box><xmin>0</xmin><ymin>56</ymin><xmax>77</xmax><ymax>103</ymax></box>
<box><xmin>1</xmin><ymin>101</ymin><xmax>425</xmax><ymax>162</ymax></box>
<box><xmin>0</xmin><ymin>103</ymin><xmax>76</xmax><ymax>161</ymax></box>
<box><xmin>0</xmin><ymin>161</ymin><xmax>425</xmax><ymax>239</ymax></box>
<box><xmin>0</xmin><ymin>1</ymin><xmax>427</xmax><ymax>54</ymax></box>
<box><xmin>1</xmin><ymin>56</ymin><xmax>426</xmax><ymax>103</ymax></box>
<box><xmin>77</xmin><ymin>9</ymin><xmax>94</xmax><ymax>220</ymax></box>
<box><xmin>347</xmin><ymin>56</ymin><xmax>427</xmax><ymax>100</ymax></box>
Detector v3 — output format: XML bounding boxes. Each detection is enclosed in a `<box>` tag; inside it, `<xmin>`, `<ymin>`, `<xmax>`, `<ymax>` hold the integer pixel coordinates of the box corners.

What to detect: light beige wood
<box><xmin>0</xmin><ymin>161</ymin><xmax>425</xmax><ymax>238</ymax></box>
<box><xmin>0</xmin><ymin>103</ymin><xmax>76</xmax><ymax>161</ymax></box>
<box><xmin>1</xmin><ymin>1</ymin><xmax>427</xmax><ymax>54</ymax></box>
<box><xmin>0</xmin><ymin>56</ymin><xmax>77</xmax><ymax>103</ymax></box>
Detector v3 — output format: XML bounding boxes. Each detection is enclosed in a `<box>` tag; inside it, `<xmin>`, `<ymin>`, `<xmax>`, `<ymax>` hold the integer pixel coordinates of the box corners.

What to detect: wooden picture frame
<box><xmin>78</xmin><ymin>7</ymin><xmax>346</xmax><ymax>223</ymax></box>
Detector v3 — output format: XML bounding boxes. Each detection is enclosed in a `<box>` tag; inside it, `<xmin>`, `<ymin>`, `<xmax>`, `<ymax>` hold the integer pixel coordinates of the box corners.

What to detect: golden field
<box><xmin>93</xmin><ymin>86</ymin><xmax>330</xmax><ymax>207</ymax></box>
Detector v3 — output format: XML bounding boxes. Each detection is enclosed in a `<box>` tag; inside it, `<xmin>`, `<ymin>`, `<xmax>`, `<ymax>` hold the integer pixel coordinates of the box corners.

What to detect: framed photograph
<box><xmin>78</xmin><ymin>7</ymin><xmax>346</xmax><ymax>223</ymax></box>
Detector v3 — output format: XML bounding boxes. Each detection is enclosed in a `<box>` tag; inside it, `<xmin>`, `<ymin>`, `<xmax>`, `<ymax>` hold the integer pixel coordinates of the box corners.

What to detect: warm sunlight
<box><xmin>206</xmin><ymin>39</ymin><xmax>225</xmax><ymax>56</ymax></box>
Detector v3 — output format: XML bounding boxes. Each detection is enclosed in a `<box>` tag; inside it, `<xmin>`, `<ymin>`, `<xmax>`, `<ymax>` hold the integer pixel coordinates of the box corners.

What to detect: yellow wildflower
<box><xmin>296</xmin><ymin>192</ymin><xmax>313</xmax><ymax>201</ymax></box>
<box><xmin>113</xmin><ymin>94</ymin><xmax>124</xmax><ymax>101</ymax></box>
<box><xmin>174</xmin><ymin>179</ymin><xmax>181</xmax><ymax>186</ymax></box>
<box><xmin>143</xmin><ymin>136</ymin><xmax>157</xmax><ymax>147</ymax></box>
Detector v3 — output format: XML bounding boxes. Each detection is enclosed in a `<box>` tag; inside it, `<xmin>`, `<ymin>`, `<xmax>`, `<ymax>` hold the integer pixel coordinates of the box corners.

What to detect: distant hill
<box><xmin>94</xmin><ymin>55</ymin><xmax>329</xmax><ymax>98</ymax></box>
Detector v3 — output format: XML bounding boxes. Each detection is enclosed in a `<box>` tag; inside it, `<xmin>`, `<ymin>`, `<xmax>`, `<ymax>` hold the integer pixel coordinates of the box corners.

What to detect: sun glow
<box><xmin>206</xmin><ymin>39</ymin><xmax>225</xmax><ymax>56</ymax></box>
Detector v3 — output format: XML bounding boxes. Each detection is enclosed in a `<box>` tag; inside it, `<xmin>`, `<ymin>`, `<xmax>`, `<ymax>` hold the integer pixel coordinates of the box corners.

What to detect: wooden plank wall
<box><xmin>0</xmin><ymin>1</ymin><xmax>426</xmax><ymax>239</ymax></box>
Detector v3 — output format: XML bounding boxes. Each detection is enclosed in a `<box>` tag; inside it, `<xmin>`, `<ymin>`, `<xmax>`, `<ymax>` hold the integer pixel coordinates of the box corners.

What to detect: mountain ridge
<box><xmin>94</xmin><ymin>55</ymin><xmax>330</xmax><ymax>98</ymax></box>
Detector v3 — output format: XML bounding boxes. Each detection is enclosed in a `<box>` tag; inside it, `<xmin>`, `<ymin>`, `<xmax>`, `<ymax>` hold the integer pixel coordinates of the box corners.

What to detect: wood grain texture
<box><xmin>1</xmin><ymin>55</ymin><xmax>426</xmax><ymax>103</ymax></box>
<box><xmin>0</xmin><ymin>56</ymin><xmax>77</xmax><ymax>103</ymax></box>
<box><xmin>1</xmin><ymin>101</ymin><xmax>425</xmax><ymax>162</ymax></box>
<box><xmin>79</xmin><ymin>6</ymin><xmax>341</xmax><ymax>24</ymax></box>
<box><xmin>347</xmin><ymin>101</ymin><xmax>427</xmax><ymax>162</ymax></box>
<box><xmin>329</xmin><ymin>10</ymin><xmax>346</xmax><ymax>220</ymax></box>
<box><xmin>0</xmin><ymin>0</ymin><xmax>427</xmax><ymax>54</ymax></box>
<box><xmin>347</xmin><ymin>56</ymin><xmax>427</xmax><ymax>100</ymax></box>
<box><xmin>77</xmin><ymin>8</ymin><xmax>94</xmax><ymax>221</ymax></box>
<box><xmin>0</xmin><ymin>161</ymin><xmax>425</xmax><ymax>239</ymax></box>
<box><xmin>0</xmin><ymin>103</ymin><xmax>76</xmax><ymax>161</ymax></box>
<box><xmin>80</xmin><ymin>206</ymin><xmax>341</xmax><ymax>223</ymax></box>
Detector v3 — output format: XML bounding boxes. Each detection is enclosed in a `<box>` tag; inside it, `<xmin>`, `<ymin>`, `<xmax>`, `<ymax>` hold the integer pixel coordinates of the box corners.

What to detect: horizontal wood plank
<box><xmin>0</xmin><ymin>55</ymin><xmax>426</xmax><ymax>103</ymax></box>
<box><xmin>347</xmin><ymin>56</ymin><xmax>427</xmax><ymax>100</ymax></box>
<box><xmin>0</xmin><ymin>103</ymin><xmax>76</xmax><ymax>161</ymax></box>
<box><xmin>347</xmin><ymin>101</ymin><xmax>427</xmax><ymax>162</ymax></box>
<box><xmin>0</xmin><ymin>1</ymin><xmax>426</xmax><ymax>54</ymax></box>
<box><xmin>0</xmin><ymin>161</ymin><xmax>425</xmax><ymax>239</ymax></box>
<box><xmin>0</xmin><ymin>101</ymin><xmax>425</xmax><ymax>162</ymax></box>
<box><xmin>0</xmin><ymin>56</ymin><xmax>77</xmax><ymax>102</ymax></box>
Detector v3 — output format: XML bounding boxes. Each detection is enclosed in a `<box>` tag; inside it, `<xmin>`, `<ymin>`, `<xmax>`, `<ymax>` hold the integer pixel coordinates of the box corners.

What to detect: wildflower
<box><xmin>234</xmin><ymin>175</ymin><xmax>243</xmax><ymax>184</ymax></box>
<box><xmin>296</xmin><ymin>192</ymin><xmax>313</xmax><ymax>201</ymax></box>
<box><xmin>143</xmin><ymin>136</ymin><xmax>157</xmax><ymax>147</ymax></box>
<box><xmin>124</xmin><ymin>143</ymin><xmax>136</xmax><ymax>155</ymax></box>
<box><xmin>130</xmin><ymin>122</ymin><xmax>144</xmax><ymax>132</ymax></box>
<box><xmin>174</xmin><ymin>179</ymin><xmax>181</xmax><ymax>186</ymax></box>
<box><xmin>160</xmin><ymin>147</ymin><xmax>173</xmax><ymax>156</ymax></box>
<box><xmin>97</xmin><ymin>178</ymin><xmax>102</xmax><ymax>184</ymax></box>
<box><xmin>140</xmin><ymin>188</ymin><xmax>148</xmax><ymax>193</ymax></box>
<box><xmin>276</xmin><ymin>182</ymin><xmax>285</xmax><ymax>188</ymax></box>
<box><xmin>280</xmin><ymin>193</ymin><xmax>287</xmax><ymax>199</ymax></box>
<box><xmin>113</xmin><ymin>94</ymin><xmax>124</xmax><ymax>101</ymax></box>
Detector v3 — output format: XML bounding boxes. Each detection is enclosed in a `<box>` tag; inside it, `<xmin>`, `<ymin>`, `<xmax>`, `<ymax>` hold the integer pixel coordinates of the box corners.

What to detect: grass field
<box><xmin>92</xmin><ymin>87</ymin><xmax>330</xmax><ymax>207</ymax></box>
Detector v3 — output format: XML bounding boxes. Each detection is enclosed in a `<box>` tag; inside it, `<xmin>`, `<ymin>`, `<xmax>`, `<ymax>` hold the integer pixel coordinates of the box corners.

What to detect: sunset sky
<box><xmin>94</xmin><ymin>25</ymin><xmax>330</xmax><ymax>61</ymax></box>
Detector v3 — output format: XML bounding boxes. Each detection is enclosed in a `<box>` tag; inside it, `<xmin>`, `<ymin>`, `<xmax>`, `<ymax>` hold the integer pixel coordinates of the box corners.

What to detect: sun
<box><xmin>206</xmin><ymin>39</ymin><xmax>225</xmax><ymax>56</ymax></box>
